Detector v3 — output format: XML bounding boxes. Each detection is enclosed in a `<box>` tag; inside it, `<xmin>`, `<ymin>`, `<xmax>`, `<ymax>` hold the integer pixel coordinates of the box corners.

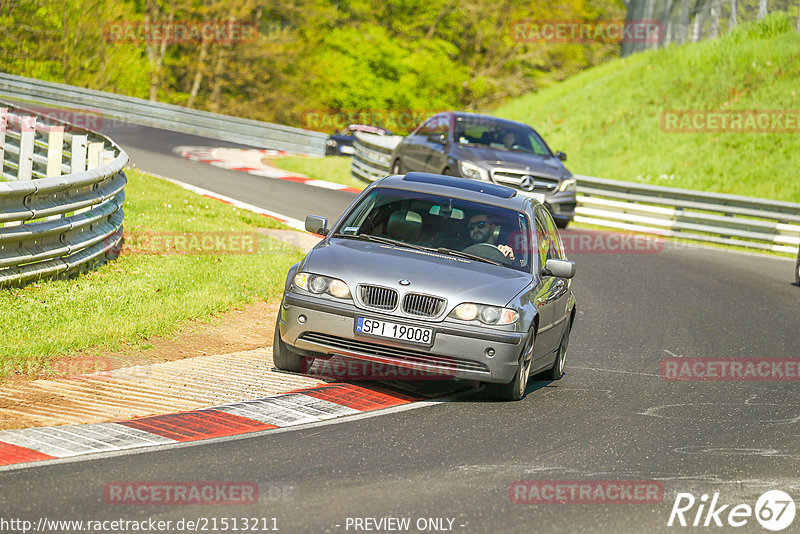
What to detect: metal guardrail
<box><xmin>0</xmin><ymin>72</ymin><xmax>328</xmax><ymax>156</ymax></box>
<box><xmin>0</xmin><ymin>102</ymin><xmax>127</xmax><ymax>287</ymax></box>
<box><xmin>350</xmin><ymin>132</ymin><xmax>800</xmax><ymax>254</ymax></box>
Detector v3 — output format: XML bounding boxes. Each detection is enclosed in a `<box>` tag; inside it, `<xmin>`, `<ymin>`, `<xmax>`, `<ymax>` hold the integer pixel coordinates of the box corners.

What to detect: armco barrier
<box><xmin>0</xmin><ymin>102</ymin><xmax>126</xmax><ymax>287</ymax></box>
<box><xmin>0</xmin><ymin>72</ymin><xmax>328</xmax><ymax>156</ymax></box>
<box><xmin>350</xmin><ymin>132</ymin><xmax>800</xmax><ymax>254</ymax></box>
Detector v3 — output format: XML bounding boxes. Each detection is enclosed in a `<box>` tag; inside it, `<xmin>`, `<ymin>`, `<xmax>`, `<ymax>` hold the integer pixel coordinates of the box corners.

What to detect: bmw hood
<box><xmin>301</xmin><ymin>239</ymin><xmax>531</xmax><ymax>307</ymax></box>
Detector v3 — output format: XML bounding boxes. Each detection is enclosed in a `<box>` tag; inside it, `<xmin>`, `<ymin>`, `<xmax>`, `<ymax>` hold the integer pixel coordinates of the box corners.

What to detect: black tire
<box><xmin>543</xmin><ymin>317</ymin><xmax>571</xmax><ymax>380</ymax></box>
<box><xmin>392</xmin><ymin>159</ymin><xmax>403</xmax><ymax>174</ymax></box>
<box><xmin>486</xmin><ymin>331</ymin><xmax>534</xmax><ymax>401</ymax></box>
<box><xmin>795</xmin><ymin>250</ymin><xmax>800</xmax><ymax>285</ymax></box>
<box><xmin>442</xmin><ymin>167</ymin><xmax>455</xmax><ymax>176</ymax></box>
<box><xmin>555</xmin><ymin>219</ymin><xmax>569</xmax><ymax>229</ymax></box>
<box><xmin>273</xmin><ymin>316</ymin><xmax>303</xmax><ymax>372</ymax></box>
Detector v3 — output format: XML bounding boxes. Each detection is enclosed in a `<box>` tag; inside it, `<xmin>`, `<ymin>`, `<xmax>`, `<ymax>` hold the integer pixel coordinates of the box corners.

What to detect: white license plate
<box><xmin>356</xmin><ymin>317</ymin><xmax>433</xmax><ymax>345</ymax></box>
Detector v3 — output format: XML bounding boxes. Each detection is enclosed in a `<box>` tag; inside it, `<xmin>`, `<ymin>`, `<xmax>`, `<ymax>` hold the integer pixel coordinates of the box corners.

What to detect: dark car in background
<box><xmin>326</xmin><ymin>124</ymin><xmax>392</xmax><ymax>156</ymax></box>
<box><xmin>390</xmin><ymin>112</ymin><xmax>576</xmax><ymax>227</ymax></box>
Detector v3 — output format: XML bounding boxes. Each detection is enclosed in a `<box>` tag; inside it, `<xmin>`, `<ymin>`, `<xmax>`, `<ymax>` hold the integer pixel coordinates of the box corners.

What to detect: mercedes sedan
<box><xmin>274</xmin><ymin>172</ymin><xmax>577</xmax><ymax>401</ymax></box>
<box><xmin>390</xmin><ymin>112</ymin><xmax>576</xmax><ymax>227</ymax></box>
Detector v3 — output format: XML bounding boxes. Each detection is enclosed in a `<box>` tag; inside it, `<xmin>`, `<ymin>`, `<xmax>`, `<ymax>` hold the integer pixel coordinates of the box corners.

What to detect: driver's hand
<box><xmin>497</xmin><ymin>244</ymin><xmax>515</xmax><ymax>260</ymax></box>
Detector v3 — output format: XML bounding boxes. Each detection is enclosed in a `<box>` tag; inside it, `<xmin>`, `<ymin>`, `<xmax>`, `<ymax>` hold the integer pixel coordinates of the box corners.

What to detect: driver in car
<box><xmin>467</xmin><ymin>214</ymin><xmax>515</xmax><ymax>260</ymax></box>
<box><xmin>502</xmin><ymin>131</ymin><xmax>517</xmax><ymax>150</ymax></box>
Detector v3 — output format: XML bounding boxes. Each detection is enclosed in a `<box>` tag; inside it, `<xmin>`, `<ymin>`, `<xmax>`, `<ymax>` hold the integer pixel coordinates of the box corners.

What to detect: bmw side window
<box><xmin>542</xmin><ymin>209</ymin><xmax>566</xmax><ymax>260</ymax></box>
<box><xmin>534</xmin><ymin>217</ymin><xmax>549</xmax><ymax>274</ymax></box>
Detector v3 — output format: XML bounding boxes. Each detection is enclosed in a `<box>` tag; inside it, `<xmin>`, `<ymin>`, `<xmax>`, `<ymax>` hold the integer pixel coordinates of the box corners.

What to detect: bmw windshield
<box><xmin>332</xmin><ymin>188</ymin><xmax>532</xmax><ymax>273</ymax></box>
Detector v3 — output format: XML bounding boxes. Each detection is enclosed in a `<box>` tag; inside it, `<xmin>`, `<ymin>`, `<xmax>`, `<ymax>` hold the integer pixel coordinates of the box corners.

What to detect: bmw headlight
<box><xmin>460</xmin><ymin>161</ymin><xmax>489</xmax><ymax>181</ymax></box>
<box><xmin>557</xmin><ymin>178</ymin><xmax>577</xmax><ymax>193</ymax></box>
<box><xmin>293</xmin><ymin>272</ymin><xmax>351</xmax><ymax>299</ymax></box>
<box><xmin>449</xmin><ymin>303</ymin><xmax>519</xmax><ymax>325</ymax></box>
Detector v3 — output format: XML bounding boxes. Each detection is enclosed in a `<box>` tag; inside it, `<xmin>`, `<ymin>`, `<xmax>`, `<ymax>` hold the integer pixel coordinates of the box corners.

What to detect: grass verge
<box><xmin>0</xmin><ymin>168</ymin><xmax>305</xmax><ymax>381</ymax></box>
<box><xmin>271</xmin><ymin>155</ymin><xmax>367</xmax><ymax>190</ymax></box>
<box><xmin>494</xmin><ymin>13</ymin><xmax>800</xmax><ymax>203</ymax></box>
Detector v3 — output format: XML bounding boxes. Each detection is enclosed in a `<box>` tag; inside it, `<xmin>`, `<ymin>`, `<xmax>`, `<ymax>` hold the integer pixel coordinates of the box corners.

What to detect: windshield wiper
<box><xmin>331</xmin><ymin>233</ymin><xmax>431</xmax><ymax>252</ymax></box>
<box><xmin>435</xmin><ymin>247</ymin><xmax>503</xmax><ymax>266</ymax></box>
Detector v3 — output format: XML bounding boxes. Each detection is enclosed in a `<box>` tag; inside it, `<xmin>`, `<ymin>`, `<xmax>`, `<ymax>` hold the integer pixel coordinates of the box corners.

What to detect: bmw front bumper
<box><xmin>279</xmin><ymin>291</ymin><xmax>526</xmax><ymax>383</ymax></box>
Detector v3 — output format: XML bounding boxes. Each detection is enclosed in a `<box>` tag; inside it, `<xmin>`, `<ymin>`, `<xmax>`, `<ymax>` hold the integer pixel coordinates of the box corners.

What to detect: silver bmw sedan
<box><xmin>275</xmin><ymin>172</ymin><xmax>576</xmax><ymax>401</ymax></box>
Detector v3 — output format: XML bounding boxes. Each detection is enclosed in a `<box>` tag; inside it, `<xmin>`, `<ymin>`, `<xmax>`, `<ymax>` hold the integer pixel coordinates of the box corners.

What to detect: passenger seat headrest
<box><xmin>386</xmin><ymin>210</ymin><xmax>423</xmax><ymax>241</ymax></box>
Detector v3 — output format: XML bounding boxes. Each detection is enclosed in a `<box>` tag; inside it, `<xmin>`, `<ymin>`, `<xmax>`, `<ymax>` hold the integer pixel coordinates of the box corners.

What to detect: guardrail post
<box><xmin>0</xmin><ymin>108</ymin><xmax>6</xmax><ymax>175</ymax></box>
<box><xmin>71</xmin><ymin>134</ymin><xmax>87</xmax><ymax>173</ymax></box>
<box><xmin>18</xmin><ymin>115</ymin><xmax>36</xmax><ymax>180</ymax></box>
<box><xmin>87</xmin><ymin>141</ymin><xmax>104</xmax><ymax>170</ymax></box>
<box><xmin>100</xmin><ymin>149</ymin><xmax>114</xmax><ymax>167</ymax></box>
<box><xmin>46</xmin><ymin>126</ymin><xmax>65</xmax><ymax>177</ymax></box>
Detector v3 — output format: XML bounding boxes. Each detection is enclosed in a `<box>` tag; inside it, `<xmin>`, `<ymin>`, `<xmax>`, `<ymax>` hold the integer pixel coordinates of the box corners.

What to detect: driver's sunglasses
<box><xmin>468</xmin><ymin>221</ymin><xmax>489</xmax><ymax>230</ymax></box>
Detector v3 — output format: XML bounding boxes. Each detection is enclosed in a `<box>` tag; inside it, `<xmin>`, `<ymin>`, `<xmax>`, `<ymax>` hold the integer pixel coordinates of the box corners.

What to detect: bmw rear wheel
<box><xmin>543</xmin><ymin>317</ymin><xmax>571</xmax><ymax>380</ymax></box>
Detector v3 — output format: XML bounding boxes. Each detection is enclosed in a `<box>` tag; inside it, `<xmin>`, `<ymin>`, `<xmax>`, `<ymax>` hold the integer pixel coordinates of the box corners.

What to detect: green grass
<box><xmin>493</xmin><ymin>13</ymin><xmax>800</xmax><ymax>203</ymax></box>
<box><xmin>272</xmin><ymin>155</ymin><xmax>366</xmax><ymax>190</ymax></box>
<box><xmin>0</xmin><ymin>169</ymin><xmax>305</xmax><ymax>380</ymax></box>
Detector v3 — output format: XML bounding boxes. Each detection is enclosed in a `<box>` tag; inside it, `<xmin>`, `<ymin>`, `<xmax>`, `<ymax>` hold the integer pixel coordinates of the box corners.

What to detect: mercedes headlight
<box><xmin>557</xmin><ymin>178</ymin><xmax>577</xmax><ymax>193</ymax></box>
<box><xmin>460</xmin><ymin>161</ymin><xmax>489</xmax><ymax>181</ymax></box>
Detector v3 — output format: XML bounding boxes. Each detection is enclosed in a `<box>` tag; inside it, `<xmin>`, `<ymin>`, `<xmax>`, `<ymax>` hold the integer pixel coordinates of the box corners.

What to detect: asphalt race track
<box><xmin>105</xmin><ymin>125</ymin><xmax>355</xmax><ymax>223</ymax></box>
<box><xmin>1</xmin><ymin>125</ymin><xmax>798</xmax><ymax>533</ymax></box>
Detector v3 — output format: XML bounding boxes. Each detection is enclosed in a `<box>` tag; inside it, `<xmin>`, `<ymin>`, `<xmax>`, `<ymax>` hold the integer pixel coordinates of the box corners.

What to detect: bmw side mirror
<box><xmin>427</xmin><ymin>133</ymin><xmax>446</xmax><ymax>145</ymax></box>
<box><xmin>544</xmin><ymin>258</ymin><xmax>576</xmax><ymax>278</ymax></box>
<box><xmin>555</xmin><ymin>151</ymin><xmax>567</xmax><ymax>161</ymax></box>
<box><xmin>305</xmin><ymin>215</ymin><xmax>329</xmax><ymax>236</ymax></box>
